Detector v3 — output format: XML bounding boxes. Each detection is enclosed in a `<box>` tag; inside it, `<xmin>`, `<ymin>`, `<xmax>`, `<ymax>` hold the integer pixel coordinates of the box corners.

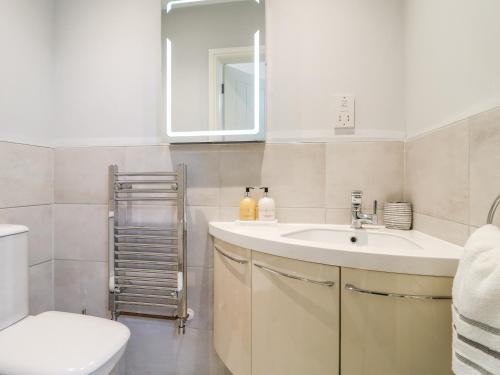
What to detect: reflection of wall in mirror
<box><xmin>164</xmin><ymin>1</ymin><xmax>265</xmax><ymax>133</ymax></box>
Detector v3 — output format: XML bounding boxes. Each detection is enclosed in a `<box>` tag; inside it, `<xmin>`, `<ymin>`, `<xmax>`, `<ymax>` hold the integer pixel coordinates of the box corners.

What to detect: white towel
<box><xmin>452</xmin><ymin>224</ymin><xmax>500</xmax><ymax>374</ymax></box>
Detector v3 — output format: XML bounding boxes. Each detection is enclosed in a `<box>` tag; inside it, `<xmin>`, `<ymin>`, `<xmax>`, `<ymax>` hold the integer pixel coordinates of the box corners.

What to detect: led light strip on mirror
<box><xmin>165</xmin><ymin>0</ymin><xmax>262</xmax><ymax>138</ymax></box>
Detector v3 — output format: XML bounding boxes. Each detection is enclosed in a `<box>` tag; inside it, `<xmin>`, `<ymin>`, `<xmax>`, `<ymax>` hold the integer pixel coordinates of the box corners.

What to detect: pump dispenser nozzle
<box><xmin>245</xmin><ymin>187</ymin><xmax>255</xmax><ymax>197</ymax></box>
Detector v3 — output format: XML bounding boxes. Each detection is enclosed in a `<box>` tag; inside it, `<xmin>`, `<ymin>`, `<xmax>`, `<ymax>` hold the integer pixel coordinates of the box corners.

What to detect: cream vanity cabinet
<box><xmin>341</xmin><ymin>267</ymin><xmax>453</xmax><ymax>375</ymax></box>
<box><xmin>213</xmin><ymin>239</ymin><xmax>252</xmax><ymax>375</ymax></box>
<box><xmin>213</xmin><ymin>240</ymin><xmax>453</xmax><ymax>375</ymax></box>
<box><xmin>251</xmin><ymin>252</ymin><xmax>340</xmax><ymax>375</ymax></box>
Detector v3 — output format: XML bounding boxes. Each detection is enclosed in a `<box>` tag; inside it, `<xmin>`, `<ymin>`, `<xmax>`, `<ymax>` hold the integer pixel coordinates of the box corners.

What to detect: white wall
<box><xmin>0</xmin><ymin>0</ymin><xmax>54</xmax><ymax>145</ymax></box>
<box><xmin>5</xmin><ymin>0</ymin><xmax>499</xmax><ymax>145</ymax></box>
<box><xmin>404</xmin><ymin>0</ymin><xmax>500</xmax><ymax>138</ymax></box>
<box><xmin>53</xmin><ymin>0</ymin><xmax>162</xmax><ymax>146</ymax></box>
<box><xmin>51</xmin><ymin>0</ymin><xmax>406</xmax><ymax>146</ymax></box>
<box><xmin>266</xmin><ymin>0</ymin><xmax>405</xmax><ymax>141</ymax></box>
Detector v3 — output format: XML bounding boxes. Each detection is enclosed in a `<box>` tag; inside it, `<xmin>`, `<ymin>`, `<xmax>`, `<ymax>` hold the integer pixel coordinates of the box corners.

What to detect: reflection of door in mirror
<box><xmin>163</xmin><ymin>0</ymin><xmax>265</xmax><ymax>142</ymax></box>
<box><xmin>223</xmin><ymin>63</ymin><xmax>266</xmax><ymax>132</ymax></box>
<box><xmin>208</xmin><ymin>47</ymin><xmax>265</xmax><ymax>133</ymax></box>
<box><xmin>224</xmin><ymin>63</ymin><xmax>254</xmax><ymax>131</ymax></box>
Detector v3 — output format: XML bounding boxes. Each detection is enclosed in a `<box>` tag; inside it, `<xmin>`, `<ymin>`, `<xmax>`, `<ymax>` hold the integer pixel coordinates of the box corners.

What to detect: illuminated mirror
<box><xmin>162</xmin><ymin>0</ymin><xmax>266</xmax><ymax>142</ymax></box>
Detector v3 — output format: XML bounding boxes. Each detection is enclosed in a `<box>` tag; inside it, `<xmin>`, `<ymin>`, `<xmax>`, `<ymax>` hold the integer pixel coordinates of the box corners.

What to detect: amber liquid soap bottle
<box><xmin>239</xmin><ymin>187</ymin><xmax>256</xmax><ymax>221</ymax></box>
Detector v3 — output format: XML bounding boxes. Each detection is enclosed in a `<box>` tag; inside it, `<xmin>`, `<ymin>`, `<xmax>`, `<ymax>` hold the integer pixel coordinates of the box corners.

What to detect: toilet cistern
<box><xmin>351</xmin><ymin>190</ymin><xmax>378</xmax><ymax>229</ymax></box>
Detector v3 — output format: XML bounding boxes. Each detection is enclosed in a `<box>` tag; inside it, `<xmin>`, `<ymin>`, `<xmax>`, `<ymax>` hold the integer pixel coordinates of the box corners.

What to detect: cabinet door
<box><xmin>252</xmin><ymin>252</ymin><xmax>340</xmax><ymax>375</ymax></box>
<box><xmin>341</xmin><ymin>267</ymin><xmax>453</xmax><ymax>375</ymax></box>
<box><xmin>213</xmin><ymin>240</ymin><xmax>252</xmax><ymax>375</ymax></box>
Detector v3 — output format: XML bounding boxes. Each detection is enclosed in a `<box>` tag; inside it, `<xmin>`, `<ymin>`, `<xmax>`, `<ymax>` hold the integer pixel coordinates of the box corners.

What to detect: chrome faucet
<box><xmin>351</xmin><ymin>190</ymin><xmax>378</xmax><ymax>229</ymax></box>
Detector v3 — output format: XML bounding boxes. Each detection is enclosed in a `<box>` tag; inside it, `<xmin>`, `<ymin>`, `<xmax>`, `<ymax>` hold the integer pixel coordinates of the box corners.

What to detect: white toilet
<box><xmin>0</xmin><ymin>225</ymin><xmax>130</xmax><ymax>375</ymax></box>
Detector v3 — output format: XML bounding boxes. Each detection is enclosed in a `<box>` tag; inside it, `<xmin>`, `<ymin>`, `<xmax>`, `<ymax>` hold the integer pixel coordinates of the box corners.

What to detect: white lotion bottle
<box><xmin>258</xmin><ymin>187</ymin><xmax>276</xmax><ymax>221</ymax></box>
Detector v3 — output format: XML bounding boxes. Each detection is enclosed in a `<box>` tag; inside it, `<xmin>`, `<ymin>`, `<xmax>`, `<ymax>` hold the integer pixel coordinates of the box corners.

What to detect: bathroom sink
<box><xmin>209</xmin><ymin>222</ymin><xmax>462</xmax><ymax>276</ymax></box>
<box><xmin>282</xmin><ymin>228</ymin><xmax>422</xmax><ymax>252</ymax></box>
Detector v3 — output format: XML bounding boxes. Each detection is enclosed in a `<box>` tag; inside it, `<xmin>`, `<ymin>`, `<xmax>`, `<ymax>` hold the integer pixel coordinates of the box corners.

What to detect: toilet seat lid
<box><xmin>0</xmin><ymin>311</ymin><xmax>130</xmax><ymax>375</ymax></box>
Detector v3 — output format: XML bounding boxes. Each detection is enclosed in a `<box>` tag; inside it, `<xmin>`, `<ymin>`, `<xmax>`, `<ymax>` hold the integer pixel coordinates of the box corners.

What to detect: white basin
<box><xmin>282</xmin><ymin>228</ymin><xmax>422</xmax><ymax>252</ymax></box>
<box><xmin>208</xmin><ymin>222</ymin><xmax>463</xmax><ymax>276</ymax></box>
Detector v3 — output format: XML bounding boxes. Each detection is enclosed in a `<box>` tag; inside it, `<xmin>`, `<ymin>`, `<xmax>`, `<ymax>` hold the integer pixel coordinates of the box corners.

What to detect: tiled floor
<box><xmin>120</xmin><ymin>316</ymin><xmax>231</xmax><ymax>375</ymax></box>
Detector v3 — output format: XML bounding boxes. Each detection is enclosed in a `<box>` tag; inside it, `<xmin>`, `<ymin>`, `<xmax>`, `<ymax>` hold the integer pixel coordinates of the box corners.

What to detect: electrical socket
<box><xmin>334</xmin><ymin>95</ymin><xmax>355</xmax><ymax>129</ymax></box>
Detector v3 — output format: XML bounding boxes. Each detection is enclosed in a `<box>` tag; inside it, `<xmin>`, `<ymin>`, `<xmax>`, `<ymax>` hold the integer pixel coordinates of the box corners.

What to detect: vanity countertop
<box><xmin>208</xmin><ymin>222</ymin><xmax>463</xmax><ymax>277</ymax></box>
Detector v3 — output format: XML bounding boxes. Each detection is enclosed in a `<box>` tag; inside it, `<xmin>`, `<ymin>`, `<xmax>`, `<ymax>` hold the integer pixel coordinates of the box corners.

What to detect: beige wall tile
<box><xmin>326</xmin><ymin>141</ymin><xmax>404</xmax><ymax>209</ymax></box>
<box><xmin>326</xmin><ymin>208</ymin><xmax>352</xmax><ymax>225</ymax></box>
<box><xmin>187</xmin><ymin>206</ymin><xmax>219</xmax><ymax>268</ymax></box>
<box><xmin>54</xmin><ymin>259</ymin><xmax>108</xmax><ymax>318</ymax></box>
<box><xmin>187</xmin><ymin>266</ymin><xmax>213</xmax><ymax>330</ymax></box>
<box><xmin>0</xmin><ymin>142</ymin><xmax>53</xmax><ymax>207</ymax></box>
<box><xmin>219</xmin><ymin>144</ymin><xmax>264</xmax><ymax>207</ymax></box>
<box><xmin>54</xmin><ymin>147</ymin><xmax>125</xmax><ymax>204</ymax></box>
<box><xmin>326</xmin><ymin>209</ymin><xmax>385</xmax><ymax>226</ymax></box>
<box><xmin>123</xmin><ymin>145</ymin><xmax>173</xmax><ymax>172</ymax></box>
<box><xmin>220</xmin><ymin>207</ymin><xmax>326</xmax><ymax>224</ymax></box>
<box><xmin>219</xmin><ymin>206</ymin><xmax>238</xmax><ymax>221</ymax></box>
<box><xmin>172</xmin><ymin>148</ymin><xmax>220</xmax><ymax>206</ymax></box>
<box><xmin>405</xmin><ymin>122</ymin><xmax>469</xmax><ymax>224</ymax></box>
<box><xmin>261</xmin><ymin>143</ymin><xmax>325</xmax><ymax>208</ymax></box>
<box><xmin>54</xmin><ymin>204</ymin><xmax>108</xmax><ymax>261</ymax></box>
<box><xmin>276</xmin><ymin>208</ymin><xmax>325</xmax><ymax>223</ymax></box>
<box><xmin>170</xmin><ymin>144</ymin><xmax>220</xmax><ymax>153</ymax></box>
<box><xmin>469</xmin><ymin>225</ymin><xmax>479</xmax><ymax>236</ymax></box>
<box><xmin>117</xmin><ymin>204</ymin><xmax>177</xmax><ymax>227</ymax></box>
<box><xmin>29</xmin><ymin>260</ymin><xmax>53</xmax><ymax>315</ymax></box>
<box><xmin>0</xmin><ymin>204</ymin><xmax>53</xmax><ymax>266</ymax></box>
<box><xmin>469</xmin><ymin>107</ymin><xmax>500</xmax><ymax>227</ymax></box>
<box><xmin>413</xmin><ymin>213</ymin><xmax>469</xmax><ymax>246</ymax></box>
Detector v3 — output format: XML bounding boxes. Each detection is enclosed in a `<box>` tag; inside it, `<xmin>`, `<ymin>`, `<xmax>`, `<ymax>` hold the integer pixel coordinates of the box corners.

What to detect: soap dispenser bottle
<box><xmin>258</xmin><ymin>187</ymin><xmax>276</xmax><ymax>221</ymax></box>
<box><xmin>239</xmin><ymin>187</ymin><xmax>256</xmax><ymax>221</ymax></box>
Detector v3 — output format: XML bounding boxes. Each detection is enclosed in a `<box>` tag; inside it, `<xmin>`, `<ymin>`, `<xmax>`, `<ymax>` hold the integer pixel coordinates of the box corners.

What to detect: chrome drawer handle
<box><xmin>344</xmin><ymin>283</ymin><xmax>452</xmax><ymax>300</ymax></box>
<box><xmin>254</xmin><ymin>263</ymin><xmax>335</xmax><ymax>287</ymax></box>
<box><xmin>214</xmin><ymin>245</ymin><xmax>249</xmax><ymax>264</ymax></box>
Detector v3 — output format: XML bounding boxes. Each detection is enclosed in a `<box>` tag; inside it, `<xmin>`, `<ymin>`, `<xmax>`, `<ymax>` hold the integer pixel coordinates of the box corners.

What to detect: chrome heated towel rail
<box><xmin>487</xmin><ymin>194</ymin><xmax>500</xmax><ymax>224</ymax></box>
<box><xmin>108</xmin><ymin>164</ymin><xmax>188</xmax><ymax>333</ymax></box>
